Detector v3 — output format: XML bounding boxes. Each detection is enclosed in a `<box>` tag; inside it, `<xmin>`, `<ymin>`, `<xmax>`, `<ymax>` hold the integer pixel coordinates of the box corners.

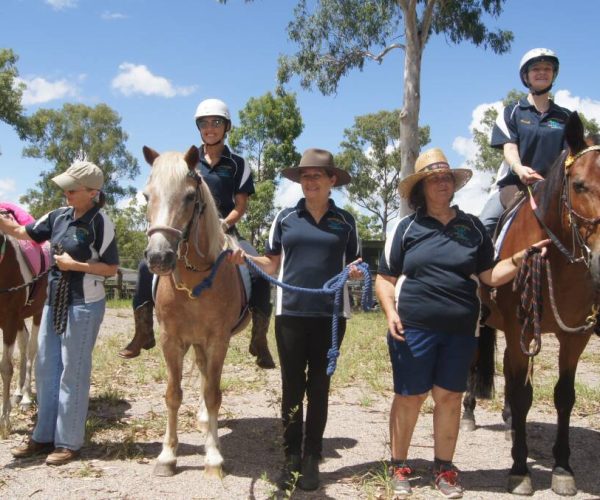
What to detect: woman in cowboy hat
<box><xmin>376</xmin><ymin>147</ymin><xmax>549</xmax><ymax>498</ymax></box>
<box><xmin>229</xmin><ymin>148</ymin><xmax>361</xmax><ymax>492</ymax></box>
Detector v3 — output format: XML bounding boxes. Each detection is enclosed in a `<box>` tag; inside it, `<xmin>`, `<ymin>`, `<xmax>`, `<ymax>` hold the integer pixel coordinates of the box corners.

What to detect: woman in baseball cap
<box><xmin>1</xmin><ymin>159</ymin><xmax>118</xmax><ymax>465</ymax></box>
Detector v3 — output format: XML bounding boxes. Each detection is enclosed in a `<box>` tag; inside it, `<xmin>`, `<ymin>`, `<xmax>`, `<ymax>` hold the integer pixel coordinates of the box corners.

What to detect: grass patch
<box><xmin>106</xmin><ymin>297</ymin><xmax>131</xmax><ymax>309</ymax></box>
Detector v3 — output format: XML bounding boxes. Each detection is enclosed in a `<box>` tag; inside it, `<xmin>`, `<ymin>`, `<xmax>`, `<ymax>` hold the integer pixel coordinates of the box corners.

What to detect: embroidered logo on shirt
<box><xmin>546</xmin><ymin>119</ymin><xmax>564</xmax><ymax>129</ymax></box>
<box><xmin>327</xmin><ymin>217</ymin><xmax>347</xmax><ymax>232</ymax></box>
<box><xmin>447</xmin><ymin>224</ymin><xmax>474</xmax><ymax>245</ymax></box>
<box><xmin>519</xmin><ymin>119</ymin><xmax>532</xmax><ymax>125</ymax></box>
<box><xmin>74</xmin><ymin>227</ymin><xmax>90</xmax><ymax>243</ymax></box>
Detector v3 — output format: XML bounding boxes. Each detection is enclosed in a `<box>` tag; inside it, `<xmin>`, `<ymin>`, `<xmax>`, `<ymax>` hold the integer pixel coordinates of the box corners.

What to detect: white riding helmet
<box><xmin>519</xmin><ymin>48</ymin><xmax>559</xmax><ymax>89</ymax></box>
<box><xmin>194</xmin><ymin>98</ymin><xmax>231</xmax><ymax>125</ymax></box>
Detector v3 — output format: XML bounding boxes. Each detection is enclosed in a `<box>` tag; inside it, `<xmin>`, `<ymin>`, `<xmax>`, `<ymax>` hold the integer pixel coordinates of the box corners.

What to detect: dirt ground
<box><xmin>0</xmin><ymin>309</ymin><xmax>599</xmax><ymax>499</ymax></box>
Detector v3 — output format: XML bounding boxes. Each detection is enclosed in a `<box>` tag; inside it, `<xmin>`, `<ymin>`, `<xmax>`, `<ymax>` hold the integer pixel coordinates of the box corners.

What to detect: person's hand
<box><xmin>348</xmin><ymin>258</ymin><xmax>364</xmax><ymax>279</ymax></box>
<box><xmin>387</xmin><ymin>312</ymin><xmax>406</xmax><ymax>342</ymax></box>
<box><xmin>531</xmin><ymin>238</ymin><xmax>551</xmax><ymax>257</ymax></box>
<box><xmin>514</xmin><ymin>164</ymin><xmax>544</xmax><ymax>185</ymax></box>
<box><xmin>227</xmin><ymin>248</ymin><xmax>246</xmax><ymax>266</ymax></box>
<box><xmin>511</xmin><ymin>239</ymin><xmax>551</xmax><ymax>266</ymax></box>
<box><xmin>54</xmin><ymin>252</ymin><xmax>77</xmax><ymax>271</ymax></box>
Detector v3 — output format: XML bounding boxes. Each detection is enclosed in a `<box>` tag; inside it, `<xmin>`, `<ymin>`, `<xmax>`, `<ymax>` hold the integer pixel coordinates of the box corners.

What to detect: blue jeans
<box><xmin>479</xmin><ymin>190</ymin><xmax>503</xmax><ymax>237</ymax></box>
<box><xmin>33</xmin><ymin>300</ymin><xmax>105</xmax><ymax>450</ymax></box>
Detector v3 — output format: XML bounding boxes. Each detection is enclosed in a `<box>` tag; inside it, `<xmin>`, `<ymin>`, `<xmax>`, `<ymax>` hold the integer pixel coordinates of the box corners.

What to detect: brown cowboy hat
<box><xmin>280</xmin><ymin>148</ymin><xmax>352</xmax><ymax>187</ymax></box>
<box><xmin>397</xmin><ymin>147</ymin><xmax>472</xmax><ymax>198</ymax></box>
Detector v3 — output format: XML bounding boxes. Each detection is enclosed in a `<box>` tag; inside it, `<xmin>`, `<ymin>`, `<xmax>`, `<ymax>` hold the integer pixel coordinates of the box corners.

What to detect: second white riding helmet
<box><xmin>519</xmin><ymin>48</ymin><xmax>559</xmax><ymax>88</ymax></box>
<box><xmin>194</xmin><ymin>98</ymin><xmax>231</xmax><ymax>131</ymax></box>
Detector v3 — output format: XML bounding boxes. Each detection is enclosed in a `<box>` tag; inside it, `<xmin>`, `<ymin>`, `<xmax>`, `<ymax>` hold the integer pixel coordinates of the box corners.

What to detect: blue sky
<box><xmin>1</xmin><ymin>0</ymin><xmax>599</xmax><ymax>218</ymax></box>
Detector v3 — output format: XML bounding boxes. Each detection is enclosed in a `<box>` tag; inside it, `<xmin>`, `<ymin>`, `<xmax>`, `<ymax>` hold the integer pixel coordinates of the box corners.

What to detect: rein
<box><xmin>514</xmin><ymin>147</ymin><xmax>600</xmax><ymax>355</ymax></box>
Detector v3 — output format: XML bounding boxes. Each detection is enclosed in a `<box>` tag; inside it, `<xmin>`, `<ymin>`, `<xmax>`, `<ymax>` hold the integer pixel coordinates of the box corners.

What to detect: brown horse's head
<box><xmin>564</xmin><ymin>113</ymin><xmax>600</xmax><ymax>286</ymax></box>
<box><xmin>143</xmin><ymin>146</ymin><xmax>202</xmax><ymax>275</ymax></box>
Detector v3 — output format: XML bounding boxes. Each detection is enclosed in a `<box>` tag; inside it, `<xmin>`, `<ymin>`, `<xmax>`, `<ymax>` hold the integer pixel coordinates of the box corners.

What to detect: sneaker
<box><xmin>45</xmin><ymin>447</ymin><xmax>80</xmax><ymax>466</ymax></box>
<box><xmin>389</xmin><ymin>464</ymin><xmax>413</xmax><ymax>496</ymax></box>
<box><xmin>11</xmin><ymin>438</ymin><xmax>54</xmax><ymax>459</ymax></box>
<box><xmin>433</xmin><ymin>467</ymin><xmax>463</xmax><ymax>499</ymax></box>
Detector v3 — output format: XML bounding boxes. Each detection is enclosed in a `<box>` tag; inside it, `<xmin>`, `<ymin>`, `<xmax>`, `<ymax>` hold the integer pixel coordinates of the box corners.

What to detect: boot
<box><xmin>249</xmin><ymin>309</ymin><xmax>275</xmax><ymax>369</ymax></box>
<box><xmin>298</xmin><ymin>454</ymin><xmax>320</xmax><ymax>491</ymax></box>
<box><xmin>118</xmin><ymin>302</ymin><xmax>156</xmax><ymax>359</ymax></box>
<box><xmin>277</xmin><ymin>453</ymin><xmax>301</xmax><ymax>490</ymax></box>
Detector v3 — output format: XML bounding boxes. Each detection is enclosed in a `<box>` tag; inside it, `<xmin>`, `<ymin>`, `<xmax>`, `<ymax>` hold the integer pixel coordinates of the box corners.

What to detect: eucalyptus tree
<box><xmin>220</xmin><ymin>0</ymin><xmax>513</xmax><ymax>214</ymax></box>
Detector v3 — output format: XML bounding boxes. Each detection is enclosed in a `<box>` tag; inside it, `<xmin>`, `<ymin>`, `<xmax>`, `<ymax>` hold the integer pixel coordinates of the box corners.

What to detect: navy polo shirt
<box><xmin>25</xmin><ymin>206</ymin><xmax>119</xmax><ymax>306</ymax></box>
<box><xmin>197</xmin><ymin>145</ymin><xmax>254</xmax><ymax>219</ymax></box>
<box><xmin>491</xmin><ymin>97</ymin><xmax>571</xmax><ymax>187</ymax></box>
<box><xmin>378</xmin><ymin>207</ymin><xmax>494</xmax><ymax>336</ymax></box>
<box><xmin>267</xmin><ymin>199</ymin><xmax>359</xmax><ymax>318</ymax></box>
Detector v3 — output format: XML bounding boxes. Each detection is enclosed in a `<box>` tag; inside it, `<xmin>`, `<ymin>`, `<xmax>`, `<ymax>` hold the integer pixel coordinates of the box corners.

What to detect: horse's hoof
<box><xmin>460</xmin><ymin>417</ymin><xmax>476</xmax><ymax>432</ymax></box>
<box><xmin>204</xmin><ymin>464</ymin><xmax>223</xmax><ymax>478</ymax></box>
<box><xmin>154</xmin><ymin>461</ymin><xmax>177</xmax><ymax>477</ymax></box>
<box><xmin>507</xmin><ymin>474</ymin><xmax>533</xmax><ymax>495</ymax></box>
<box><xmin>551</xmin><ymin>468</ymin><xmax>577</xmax><ymax>496</ymax></box>
<box><xmin>11</xmin><ymin>394</ymin><xmax>22</xmax><ymax>406</ymax></box>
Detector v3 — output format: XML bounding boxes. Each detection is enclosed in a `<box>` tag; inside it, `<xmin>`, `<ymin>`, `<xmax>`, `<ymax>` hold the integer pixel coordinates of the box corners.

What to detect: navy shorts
<box><xmin>388</xmin><ymin>328</ymin><xmax>478</xmax><ymax>395</ymax></box>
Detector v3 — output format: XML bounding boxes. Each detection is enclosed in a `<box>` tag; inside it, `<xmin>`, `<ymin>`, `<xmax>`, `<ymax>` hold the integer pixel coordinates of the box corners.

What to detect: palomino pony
<box><xmin>0</xmin><ymin>220</ymin><xmax>47</xmax><ymax>434</ymax></box>
<box><xmin>142</xmin><ymin>145</ymin><xmax>250</xmax><ymax>477</ymax></box>
<box><xmin>477</xmin><ymin>112</ymin><xmax>600</xmax><ymax>496</ymax></box>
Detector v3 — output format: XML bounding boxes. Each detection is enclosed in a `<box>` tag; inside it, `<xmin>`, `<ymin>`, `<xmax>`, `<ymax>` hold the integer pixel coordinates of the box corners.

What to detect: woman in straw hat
<box><xmin>375</xmin><ymin>148</ymin><xmax>549</xmax><ymax>498</ymax></box>
<box><xmin>0</xmin><ymin>161</ymin><xmax>119</xmax><ymax>466</ymax></box>
<box><xmin>230</xmin><ymin>148</ymin><xmax>362</xmax><ymax>492</ymax></box>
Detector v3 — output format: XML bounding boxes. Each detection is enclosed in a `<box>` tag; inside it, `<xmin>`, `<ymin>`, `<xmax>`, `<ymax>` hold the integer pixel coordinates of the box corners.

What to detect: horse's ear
<box><xmin>143</xmin><ymin>146</ymin><xmax>160</xmax><ymax>166</ymax></box>
<box><xmin>565</xmin><ymin>112</ymin><xmax>587</xmax><ymax>155</ymax></box>
<box><xmin>184</xmin><ymin>146</ymin><xmax>200</xmax><ymax>171</ymax></box>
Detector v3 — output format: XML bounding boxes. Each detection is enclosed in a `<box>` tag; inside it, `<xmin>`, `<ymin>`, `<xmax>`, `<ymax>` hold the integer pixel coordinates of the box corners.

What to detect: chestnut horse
<box><xmin>0</xmin><ymin>228</ymin><xmax>47</xmax><ymax>433</ymax></box>
<box><xmin>142</xmin><ymin>145</ymin><xmax>249</xmax><ymax>477</ymax></box>
<box><xmin>478</xmin><ymin>112</ymin><xmax>600</xmax><ymax>496</ymax></box>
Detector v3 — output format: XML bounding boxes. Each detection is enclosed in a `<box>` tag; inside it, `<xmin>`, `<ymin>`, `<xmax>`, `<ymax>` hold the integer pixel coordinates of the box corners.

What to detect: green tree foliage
<box><xmin>0</xmin><ymin>48</ymin><xmax>28</xmax><ymax>140</ymax></box>
<box><xmin>237</xmin><ymin>180</ymin><xmax>276</xmax><ymax>252</ymax></box>
<box><xmin>229</xmin><ymin>90</ymin><xmax>304</xmax><ymax>182</ymax></box>
<box><xmin>469</xmin><ymin>90</ymin><xmax>526</xmax><ymax>174</ymax></box>
<box><xmin>336</xmin><ymin>110</ymin><xmax>430</xmax><ymax>234</ymax></box>
<box><xmin>20</xmin><ymin>103</ymin><xmax>139</xmax><ymax>217</ymax></box>
<box><xmin>267</xmin><ymin>0</ymin><xmax>512</xmax><ymax>213</ymax></box>
<box><xmin>228</xmin><ymin>91</ymin><xmax>303</xmax><ymax>249</ymax></box>
<box><xmin>342</xmin><ymin>204</ymin><xmax>382</xmax><ymax>241</ymax></box>
<box><xmin>107</xmin><ymin>199</ymin><xmax>147</xmax><ymax>270</ymax></box>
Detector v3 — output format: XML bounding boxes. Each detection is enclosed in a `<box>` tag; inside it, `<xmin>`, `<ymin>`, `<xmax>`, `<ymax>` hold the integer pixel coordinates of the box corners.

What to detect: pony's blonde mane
<box><xmin>196</xmin><ymin>179</ymin><xmax>227</xmax><ymax>261</ymax></box>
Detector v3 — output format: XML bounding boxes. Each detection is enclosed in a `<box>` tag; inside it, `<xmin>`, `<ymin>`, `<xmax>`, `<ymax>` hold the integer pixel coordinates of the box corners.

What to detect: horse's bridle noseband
<box><xmin>146</xmin><ymin>170</ymin><xmax>206</xmax><ymax>244</ymax></box>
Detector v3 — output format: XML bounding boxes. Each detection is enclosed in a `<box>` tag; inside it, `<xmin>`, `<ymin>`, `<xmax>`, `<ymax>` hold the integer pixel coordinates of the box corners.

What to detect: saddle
<box><xmin>492</xmin><ymin>186</ymin><xmax>527</xmax><ymax>256</ymax></box>
<box><xmin>0</xmin><ymin>202</ymin><xmax>51</xmax><ymax>307</ymax></box>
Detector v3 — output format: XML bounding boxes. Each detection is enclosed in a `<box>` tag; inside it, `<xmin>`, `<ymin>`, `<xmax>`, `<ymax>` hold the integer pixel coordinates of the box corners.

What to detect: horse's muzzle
<box><xmin>145</xmin><ymin>248</ymin><xmax>176</xmax><ymax>275</ymax></box>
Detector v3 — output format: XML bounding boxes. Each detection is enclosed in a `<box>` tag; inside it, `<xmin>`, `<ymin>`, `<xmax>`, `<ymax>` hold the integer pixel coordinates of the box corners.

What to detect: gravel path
<box><xmin>0</xmin><ymin>309</ymin><xmax>598</xmax><ymax>499</ymax></box>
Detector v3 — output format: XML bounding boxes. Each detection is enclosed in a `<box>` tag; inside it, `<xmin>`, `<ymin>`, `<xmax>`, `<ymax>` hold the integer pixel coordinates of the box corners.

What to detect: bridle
<box><xmin>145</xmin><ymin>169</ymin><xmax>209</xmax><ymax>273</ymax></box>
<box><xmin>561</xmin><ymin>145</ymin><xmax>600</xmax><ymax>267</ymax></box>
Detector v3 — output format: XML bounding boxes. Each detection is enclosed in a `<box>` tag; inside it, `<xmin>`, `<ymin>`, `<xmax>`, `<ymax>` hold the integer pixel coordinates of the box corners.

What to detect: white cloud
<box><xmin>17</xmin><ymin>76</ymin><xmax>79</xmax><ymax>105</ymax></box>
<box><xmin>274</xmin><ymin>179</ymin><xmax>303</xmax><ymax>209</ymax></box>
<box><xmin>111</xmin><ymin>63</ymin><xmax>196</xmax><ymax>98</ymax></box>
<box><xmin>454</xmin><ymin>168</ymin><xmax>494</xmax><ymax>216</ymax></box>
<box><xmin>45</xmin><ymin>0</ymin><xmax>77</xmax><ymax>10</ymax></box>
<box><xmin>0</xmin><ymin>178</ymin><xmax>18</xmax><ymax>203</ymax></box>
<box><xmin>101</xmin><ymin>11</ymin><xmax>127</xmax><ymax>20</ymax></box>
<box><xmin>555</xmin><ymin>89</ymin><xmax>600</xmax><ymax>123</ymax></box>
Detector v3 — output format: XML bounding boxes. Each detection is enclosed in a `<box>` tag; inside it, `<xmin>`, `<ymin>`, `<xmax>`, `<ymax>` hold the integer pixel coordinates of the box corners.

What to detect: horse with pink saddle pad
<box><xmin>0</xmin><ymin>202</ymin><xmax>50</xmax><ymax>276</ymax></box>
<box><xmin>0</xmin><ymin>202</ymin><xmax>49</xmax><ymax>433</ymax></box>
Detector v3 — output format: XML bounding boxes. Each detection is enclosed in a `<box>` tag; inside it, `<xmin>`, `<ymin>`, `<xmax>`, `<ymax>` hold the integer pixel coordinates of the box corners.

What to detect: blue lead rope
<box><xmin>244</xmin><ymin>257</ymin><xmax>373</xmax><ymax>376</ymax></box>
<box><xmin>189</xmin><ymin>249</ymin><xmax>373</xmax><ymax>375</ymax></box>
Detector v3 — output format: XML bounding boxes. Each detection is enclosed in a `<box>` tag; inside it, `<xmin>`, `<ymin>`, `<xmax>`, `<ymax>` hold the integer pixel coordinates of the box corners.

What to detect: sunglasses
<box><xmin>197</xmin><ymin>118</ymin><xmax>226</xmax><ymax>129</ymax></box>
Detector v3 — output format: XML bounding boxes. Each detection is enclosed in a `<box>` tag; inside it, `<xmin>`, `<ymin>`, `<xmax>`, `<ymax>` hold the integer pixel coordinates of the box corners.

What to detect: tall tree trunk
<box><xmin>399</xmin><ymin>2</ymin><xmax>423</xmax><ymax>216</ymax></box>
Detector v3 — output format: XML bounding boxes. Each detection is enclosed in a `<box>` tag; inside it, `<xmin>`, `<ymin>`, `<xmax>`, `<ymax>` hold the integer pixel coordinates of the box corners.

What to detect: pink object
<box><xmin>0</xmin><ymin>202</ymin><xmax>50</xmax><ymax>275</ymax></box>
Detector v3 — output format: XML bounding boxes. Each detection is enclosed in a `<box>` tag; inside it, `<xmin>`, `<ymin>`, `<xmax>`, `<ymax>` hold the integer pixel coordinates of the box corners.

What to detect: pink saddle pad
<box><xmin>0</xmin><ymin>202</ymin><xmax>50</xmax><ymax>275</ymax></box>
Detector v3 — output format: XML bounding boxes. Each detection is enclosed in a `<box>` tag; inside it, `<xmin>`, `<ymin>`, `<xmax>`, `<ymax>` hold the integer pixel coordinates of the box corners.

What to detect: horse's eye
<box><xmin>573</xmin><ymin>180</ymin><xmax>587</xmax><ymax>193</ymax></box>
<box><xmin>185</xmin><ymin>192</ymin><xmax>196</xmax><ymax>203</ymax></box>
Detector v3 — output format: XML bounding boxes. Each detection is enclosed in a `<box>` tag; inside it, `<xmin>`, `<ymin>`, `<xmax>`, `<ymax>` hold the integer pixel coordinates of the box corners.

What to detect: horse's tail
<box><xmin>471</xmin><ymin>325</ymin><xmax>496</xmax><ymax>399</ymax></box>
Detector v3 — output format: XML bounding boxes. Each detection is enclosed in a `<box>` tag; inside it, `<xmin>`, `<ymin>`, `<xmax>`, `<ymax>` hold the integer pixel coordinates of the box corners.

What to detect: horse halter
<box><xmin>562</xmin><ymin>145</ymin><xmax>600</xmax><ymax>267</ymax></box>
<box><xmin>146</xmin><ymin>170</ymin><xmax>207</xmax><ymax>245</ymax></box>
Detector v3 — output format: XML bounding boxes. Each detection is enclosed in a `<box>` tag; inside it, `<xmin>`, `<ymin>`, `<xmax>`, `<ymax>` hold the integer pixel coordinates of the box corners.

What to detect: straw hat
<box><xmin>52</xmin><ymin>161</ymin><xmax>104</xmax><ymax>191</ymax></box>
<box><xmin>281</xmin><ymin>148</ymin><xmax>352</xmax><ymax>187</ymax></box>
<box><xmin>397</xmin><ymin>148</ymin><xmax>472</xmax><ymax>198</ymax></box>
